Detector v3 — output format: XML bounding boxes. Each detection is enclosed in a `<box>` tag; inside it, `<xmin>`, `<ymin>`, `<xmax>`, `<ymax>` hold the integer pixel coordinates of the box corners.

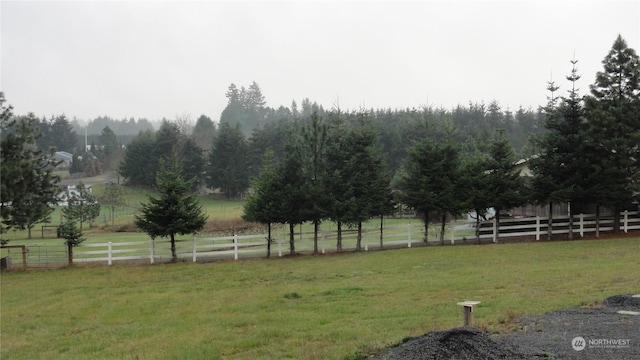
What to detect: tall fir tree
<box><xmin>1</xmin><ymin>104</ymin><xmax>61</xmax><ymax>239</ymax></box>
<box><xmin>584</xmin><ymin>34</ymin><xmax>640</xmax><ymax>232</ymax></box>
<box><xmin>530</xmin><ymin>59</ymin><xmax>589</xmax><ymax>239</ymax></box>
<box><xmin>486</xmin><ymin>129</ymin><xmax>527</xmax><ymax>242</ymax></box>
<box><xmin>207</xmin><ymin>122</ymin><xmax>249</xmax><ymax>198</ymax></box>
<box><xmin>135</xmin><ymin>155</ymin><xmax>208</xmax><ymax>262</ymax></box>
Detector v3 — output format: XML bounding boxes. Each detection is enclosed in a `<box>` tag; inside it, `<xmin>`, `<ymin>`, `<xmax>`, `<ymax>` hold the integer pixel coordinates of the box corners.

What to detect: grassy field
<box><xmin>1</xmin><ymin>237</ymin><xmax>638</xmax><ymax>359</ymax></box>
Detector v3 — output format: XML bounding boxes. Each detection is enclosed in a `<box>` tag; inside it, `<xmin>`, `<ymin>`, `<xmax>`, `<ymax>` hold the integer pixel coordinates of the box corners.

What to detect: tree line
<box><xmin>1</xmin><ymin>35</ymin><xmax>638</xmax><ymax>253</ymax></box>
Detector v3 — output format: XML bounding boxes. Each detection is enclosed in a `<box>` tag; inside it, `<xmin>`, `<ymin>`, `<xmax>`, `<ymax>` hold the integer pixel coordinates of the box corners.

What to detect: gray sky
<box><xmin>2</xmin><ymin>0</ymin><xmax>639</xmax><ymax>123</ymax></box>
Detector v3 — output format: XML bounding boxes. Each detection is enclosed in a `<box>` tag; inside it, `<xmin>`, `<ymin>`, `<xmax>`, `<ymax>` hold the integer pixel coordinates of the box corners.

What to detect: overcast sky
<box><xmin>2</xmin><ymin>0</ymin><xmax>639</xmax><ymax>123</ymax></box>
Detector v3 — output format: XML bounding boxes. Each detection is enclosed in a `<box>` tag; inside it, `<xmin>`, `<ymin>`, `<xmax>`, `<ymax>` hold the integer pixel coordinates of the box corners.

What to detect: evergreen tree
<box><xmin>584</xmin><ymin>35</ymin><xmax>640</xmax><ymax>232</ymax></box>
<box><xmin>99</xmin><ymin>126</ymin><xmax>119</xmax><ymax>159</ymax></box>
<box><xmin>397</xmin><ymin>122</ymin><xmax>466</xmax><ymax>243</ymax></box>
<box><xmin>49</xmin><ymin>114</ymin><xmax>78</xmax><ymax>152</ymax></box>
<box><xmin>135</xmin><ymin>155</ymin><xmax>208</xmax><ymax>262</ymax></box>
<box><xmin>192</xmin><ymin>114</ymin><xmax>216</xmax><ymax>152</ymax></box>
<box><xmin>179</xmin><ymin>137</ymin><xmax>206</xmax><ymax>191</ymax></box>
<box><xmin>530</xmin><ymin>59</ymin><xmax>588</xmax><ymax>239</ymax></box>
<box><xmin>325</xmin><ymin>117</ymin><xmax>392</xmax><ymax>251</ymax></box>
<box><xmin>1</xmin><ymin>104</ymin><xmax>60</xmax><ymax>239</ymax></box>
<box><xmin>119</xmin><ymin>129</ymin><xmax>156</xmax><ymax>186</ymax></box>
<box><xmin>207</xmin><ymin>122</ymin><xmax>249</xmax><ymax>198</ymax></box>
<box><xmin>298</xmin><ymin>111</ymin><xmax>329</xmax><ymax>253</ymax></box>
<box><xmin>460</xmin><ymin>150</ymin><xmax>492</xmax><ymax>244</ymax></box>
<box><xmin>275</xmin><ymin>142</ymin><xmax>308</xmax><ymax>255</ymax></box>
<box><xmin>242</xmin><ymin>150</ymin><xmax>281</xmax><ymax>258</ymax></box>
<box><xmin>486</xmin><ymin>129</ymin><xmax>528</xmax><ymax>242</ymax></box>
<box><xmin>57</xmin><ymin>220</ymin><xmax>86</xmax><ymax>265</ymax></box>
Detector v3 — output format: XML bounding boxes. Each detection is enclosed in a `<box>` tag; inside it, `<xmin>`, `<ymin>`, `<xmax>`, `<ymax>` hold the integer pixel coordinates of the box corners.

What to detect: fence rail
<box><xmin>3</xmin><ymin>211</ymin><xmax>638</xmax><ymax>268</ymax></box>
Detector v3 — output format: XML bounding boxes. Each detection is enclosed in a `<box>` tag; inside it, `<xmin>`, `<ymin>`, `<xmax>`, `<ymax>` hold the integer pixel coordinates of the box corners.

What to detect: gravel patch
<box><xmin>370</xmin><ymin>294</ymin><xmax>640</xmax><ymax>360</ymax></box>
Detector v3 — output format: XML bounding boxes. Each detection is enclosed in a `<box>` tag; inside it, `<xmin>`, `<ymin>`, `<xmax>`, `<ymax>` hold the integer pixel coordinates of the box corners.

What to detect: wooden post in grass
<box><xmin>457</xmin><ymin>301</ymin><xmax>480</xmax><ymax>326</ymax></box>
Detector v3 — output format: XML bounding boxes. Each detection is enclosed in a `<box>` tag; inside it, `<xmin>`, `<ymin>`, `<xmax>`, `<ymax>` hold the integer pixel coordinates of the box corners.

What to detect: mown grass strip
<box><xmin>1</xmin><ymin>237</ymin><xmax>638</xmax><ymax>359</ymax></box>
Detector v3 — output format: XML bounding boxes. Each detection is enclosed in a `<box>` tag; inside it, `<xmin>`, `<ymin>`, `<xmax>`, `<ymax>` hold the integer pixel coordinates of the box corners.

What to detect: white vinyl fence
<box><xmin>5</xmin><ymin>211</ymin><xmax>639</xmax><ymax>267</ymax></box>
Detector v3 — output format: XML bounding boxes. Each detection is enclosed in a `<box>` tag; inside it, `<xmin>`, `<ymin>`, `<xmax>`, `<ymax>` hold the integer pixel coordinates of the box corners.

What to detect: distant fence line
<box><xmin>2</xmin><ymin>211</ymin><xmax>639</xmax><ymax>269</ymax></box>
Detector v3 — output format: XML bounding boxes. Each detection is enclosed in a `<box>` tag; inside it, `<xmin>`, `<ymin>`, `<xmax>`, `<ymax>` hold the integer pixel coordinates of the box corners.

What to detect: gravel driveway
<box><xmin>371</xmin><ymin>294</ymin><xmax>640</xmax><ymax>360</ymax></box>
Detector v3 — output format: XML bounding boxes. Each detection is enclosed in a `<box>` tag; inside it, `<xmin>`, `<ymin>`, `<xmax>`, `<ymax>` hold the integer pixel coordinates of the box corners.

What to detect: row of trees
<box><xmin>530</xmin><ymin>35</ymin><xmax>640</xmax><ymax>238</ymax></box>
<box><xmin>2</xmin><ymin>35</ymin><xmax>637</xmax><ymax>254</ymax></box>
<box><xmin>243</xmin><ymin>112</ymin><xmax>393</xmax><ymax>257</ymax></box>
<box><xmin>242</xmin><ymin>35</ymin><xmax>639</xmax><ymax>251</ymax></box>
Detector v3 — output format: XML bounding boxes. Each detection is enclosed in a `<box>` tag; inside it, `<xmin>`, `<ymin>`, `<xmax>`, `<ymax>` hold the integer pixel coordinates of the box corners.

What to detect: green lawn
<box><xmin>1</xmin><ymin>237</ymin><xmax>638</xmax><ymax>359</ymax></box>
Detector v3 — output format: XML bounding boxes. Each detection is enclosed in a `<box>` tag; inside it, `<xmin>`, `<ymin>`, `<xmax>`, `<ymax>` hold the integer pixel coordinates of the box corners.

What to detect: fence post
<box><xmin>234</xmin><ymin>234</ymin><xmax>238</xmax><ymax>260</ymax></box>
<box><xmin>623</xmin><ymin>210</ymin><xmax>629</xmax><ymax>233</ymax></box>
<box><xmin>150</xmin><ymin>239</ymin><xmax>155</xmax><ymax>264</ymax></box>
<box><xmin>535</xmin><ymin>216</ymin><xmax>541</xmax><ymax>241</ymax></box>
<box><xmin>21</xmin><ymin>246</ymin><xmax>27</xmax><ymax>270</ymax></box>
<box><xmin>492</xmin><ymin>218</ymin><xmax>497</xmax><ymax>243</ymax></box>
<box><xmin>108</xmin><ymin>242</ymin><xmax>113</xmax><ymax>266</ymax></box>
<box><xmin>579</xmin><ymin>214</ymin><xmax>584</xmax><ymax>237</ymax></box>
<box><xmin>364</xmin><ymin>229</ymin><xmax>369</xmax><ymax>251</ymax></box>
<box><xmin>407</xmin><ymin>224</ymin><xmax>412</xmax><ymax>248</ymax></box>
<box><xmin>192</xmin><ymin>237</ymin><xmax>197</xmax><ymax>263</ymax></box>
<box><xmin>450</xmin><ymin>224</ymin><xmax>455</xmax><ymax>245</ymax></box>
<box><xmin>322</xmin><ymin>233</ymin><xmax>326</xmax><ymax>254</ymax></box>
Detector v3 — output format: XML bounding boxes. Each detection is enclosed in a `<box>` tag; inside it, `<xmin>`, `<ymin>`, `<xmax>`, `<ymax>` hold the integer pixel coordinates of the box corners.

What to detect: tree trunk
<box><xmin>337</xmin><ymin>221</ymin><xmax>342</xmax><ymax>252</ymax></box>
<box><xmin>28</xmin><ymin>226</ymin><xmax>33</xmax><ymax>239</ymax></box>
<box><xmin>568</xmin><ymin>202</ymin><xmax>573</xmax><ymax>240</ymax></box>
<box><xmin>595</xmin><ymin>205</ymin><xmax>600</xmax><ymax>238</ymax></box>
<box><xmin>289</xmin><ymin>223</ymin><xmax>295</xmax><ymax>256</ymax></box>
<box><xmin>547</xmin><ymin>202</ymin><xmax>553</xmax><ymax>241</ymax></box>
<box><xmin>170</xmin><ymin>233</ymin><xmax>177</xmax><ymax>263</ymax></box>
<box><xmin>356</xmin><ymin>222</ymin><xmax>362</xmax><ymax>251</ymax></box>
<box><xmin>67</xmin><ymin>242</ymin><xmax>73</xmax><ymax>265</ymax></box>
<box><xmin>313</xmin><ymin>220</ymin><xmax>319</xmax><ymax>254</ymax></box>
<box><xmin>475</xmin><ymin>210</ymin><xmax>481</xmax><ymax>245</ymax></box>
<box><xmin>423</xmin><ymin>210</ymin><xmax>429</xmax><ymax>243</ymax></box>
<box><xmin>613</xmin><ymin>206</ymin><xmax>620</xmax><ymax>234</ymax></box>
<box><xmin>379</xmin><ymin>215</ymin><xmax>384</xmax><ymax>249</ymax></box>
<box><xmin>266</xmin><ymin>222</ymin><xmax>271</xmax><ymax>258</ymax></box>
<box><xmin>111</xmin><ymin>205</ymin><xmax>116</xmax><ymax>232</ymax></box>
<box><xmin>440</xmin><ymin>213</ymin><xmax>446</xmax><ymax>245</ymax></box>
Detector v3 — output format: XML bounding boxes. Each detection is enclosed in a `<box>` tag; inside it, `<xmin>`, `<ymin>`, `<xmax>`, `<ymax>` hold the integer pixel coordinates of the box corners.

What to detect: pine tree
<box><xmin>135</xmin><ymin>155</ymin><xmax>208</xmax><ymax>262</ymax></box>
<box><xmin>460</xmin><ymin>151</ymin><xmax>492</xmax><ymax>244</ymax></box>
<box><xmin>584</xmin><ymin>35</ymin><xmax>640</xmax><ymax>232</ymax></box>
<box><xmin>119</xmin><ymin>129</ymin><xmax>156</xmax><ymax>186</ymax></box>
<box><xmin>530</xmin><ymin>59</ymin><xmax>589</xmax><ymax>239</ymax></box>
<box><xmin>486</xmin><ymin>129</ymin><xmax>527</xmax><ymax>242</ymax></box>
<box><xmin>397</xmin><ymin>122</ymin><xmax>467</xmax><ymax>243</ymax></box>
<box><xmin>298</xmin><ymin>111</ymin><xmax>329</xmax><ymax>253</ymax></box>
<box><xmin>58</xmin><ymin>220</ymin><xmax>86</xmax><ymax>265</ymax></box>
<box><xmin>242</xmin><ymin>150</ymin><xmax>281</xmax><ymax>258</ymax></box>
<box><xmin>207</xmin><ymin>122</ymin><xmax>249</xmax><ymax>198</ymax></box>
<box><xmin>1</xmin><ymin>103</ymin><xmax>60</xmax><ymax>239</ymax></box>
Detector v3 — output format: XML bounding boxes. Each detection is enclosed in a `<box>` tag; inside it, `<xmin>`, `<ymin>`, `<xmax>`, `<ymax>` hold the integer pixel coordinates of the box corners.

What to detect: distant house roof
<box><xmin>53</xmin><ymin>151</ymin><xmax>73</xmax><ymax>163</ymax></box>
